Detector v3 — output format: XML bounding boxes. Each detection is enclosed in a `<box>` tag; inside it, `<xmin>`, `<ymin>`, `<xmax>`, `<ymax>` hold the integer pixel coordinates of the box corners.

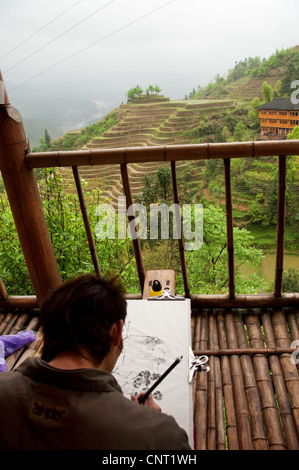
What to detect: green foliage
<box><xmin>44</xmin><ymin>129</ymin><xmax>51</xmax><ymax>148</ymax></box>
<box><xmin>182</xmin><ymin>205</ymin><xmax>264</xmax><ymax>295</ymax></box>
<box><xmin>287</xmin><ymin>126</ymin><xmax>299</xmax><ymax>140</ymax></box>
<box><xmin>187</xmin><ymin>47</ymin><xmax>299</xmax><ymax>100</ymax></box>
<box><xmin>233</xmin><ymin>121</ymin><xmax>251</xmax><ymax>141</ymax></box>
<box><xmin>40</xmin><ymin>168</ymin><xmax>139</xmax><ymax>290</ymax></box>
<box><xmin>261</xmin><ymin>81</ymin><xmax>273</xmax><ymax>103</ymax></box>
<box><xmin>282</xmin><ymin>267</ymin><xmax>299</xmax><ymax>293</ymax></box>
<box><xmin>127</xmin><ymin>85</ymin><xmax>143</xmax><ymax>100</ymax></box>
<box><xmin>249</xmin><ymin>97</ymin><xmax>261</xmax><ymax>128</ymax></box>
<box><xmin>0</xmin><ymin>192</ymin><xmax>33</xmax><ymax>295</ymax></box>
<box><xmin>0</xmin><ymin>169</ymin><xmax>139</xmax><ymax>295</ymax></box>
<box><xmin>138</xmin><ymin>166</ymin><xmax>172</xmax><ymax>206</ymax></box>
<box><xmin>146</xmin><ymin>84</ymin><xmax>162</xmax><ymax>95</ymax></box>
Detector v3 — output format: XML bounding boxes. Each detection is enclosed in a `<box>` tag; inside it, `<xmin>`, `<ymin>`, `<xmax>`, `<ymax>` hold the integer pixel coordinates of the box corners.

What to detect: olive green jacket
<box><xmin>0</xmin><ymin>357</ymin><xmax>191</xmax><ymax>450</ymax></box>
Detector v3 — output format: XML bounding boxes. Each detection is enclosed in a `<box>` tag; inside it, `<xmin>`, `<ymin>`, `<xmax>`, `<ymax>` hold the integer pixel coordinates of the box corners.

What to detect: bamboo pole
<box><xmin>0</xmin><ymin>295</ymin><xmax>39</xmax><ymax>309</ymax></box>
<box><xmin>233</xmin><ymin>312</ymin><xmax>268</xmax><ymax>449</ymax></box>
<box><xmin>120</xmin><ymin>163</ymin><xmax>145</xmax><ymax>293</ymax></box>
<box><xmin>216</xmin><ymin>310</ymin><xmax>239</xmax><ymax>450</ymax></box>
<box><xmin>194</xmin><ymin>309</ymin><xmax>209</xmax><ymax>449</ymax></box>
<box><xmin>1</xmin><ymin>292</ymin><xmax>298</xmax><ymax>310</ymax></box>
<box><xmin>0</xmin><ymin>76</ymin><xmax>61</xmax><ymax>305</ymax></box>
<box><xmin>208</xmin><ymin>312</ymin><xmax>226</xmax><ymax>450</ymax></box>
<box><xmin>12</xmin><ymin>327</ymin><xmax>44</xmax><ymax>369</ymax></box>
<box><xmin>245</xmin><ymin>311</ymin><xmax>287</xmax><ymax>449</ymax></box>
<box><xmin>262</xmin><ymin>309</ymin><xmax>299</xmax><ymax>450</ymax></box>
<box><xmin>0</xmin><ymin>277</ymin><xmax>7</xmax><ymax>300</ymax></box>
<box><xmin>0</xmin><ymin>312</ymin><xmax>19</xmax><ymax>335</ymax></box>
<box><xmin>224</xmin><ymin>159</ymin><xmax>235</xmax><ymax>299</ymax></box>
<box><xmin>26</xmin><ymin>140</ymin><xmax>299</xmax><ymax>168</ymax></box>
<box><xmin>271</xmin><ymin>309</ymin><xmax>299</xmax><ymax>439</ymax></box>
<box><xmin>0</xmin><ymin>70</ymin><xmax>10</xmax><ymax>106</ymax></box>
<box><xmin>224</xmin><ymin>312</ymin><xmax>253</xmax><ymax>449</ymax></box>
<box><xmin>274</xmin><ymin>156</ymin><xmax>287</xmax><ymax>297</ymax></box>
<box><xmin>286</xmin><ymin>308</ymin><xmax>299</xmax><ymax>342</ymax></box>
<box><xmin>207</xmin><ymin>313</ymin><xmax>216</xmax><ymax>449</ymax></box>
<box><xmin>72</xmin><ymin>166</ymin><xmax>101</xmax><ymax>277</ymax></box>
<box><xmin>193</xmin><ymin>347</ymin><xmax>298</xmax><ymax>356</ymax></box>
<box><xmin>191</xmin><ymin>292</ymin><xmax>299</xmax><ymax>308</ymax></box>
<box><xmin>170</xmin><ymin>161</ymin><xmax>190</xmax><ymax>298</ymax></box>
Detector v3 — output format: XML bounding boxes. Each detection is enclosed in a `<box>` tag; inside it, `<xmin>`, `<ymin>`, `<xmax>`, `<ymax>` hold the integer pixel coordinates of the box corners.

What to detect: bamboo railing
<box><xmin>23</xmin><ymin>141</ymin><xmax>299</xmax><ymax>308</ymax></box>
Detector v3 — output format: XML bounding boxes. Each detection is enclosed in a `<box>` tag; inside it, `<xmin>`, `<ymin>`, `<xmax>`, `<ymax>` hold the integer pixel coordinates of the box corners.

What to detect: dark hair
<box><xmin>39</xmin><ymin>274</ymin><xmax>127</xmax><ymax>364</ymax></box>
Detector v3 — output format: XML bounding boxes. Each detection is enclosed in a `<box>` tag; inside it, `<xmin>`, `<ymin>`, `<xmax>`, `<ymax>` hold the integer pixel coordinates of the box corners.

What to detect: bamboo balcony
<box><xmin>0</xmin><ymin>80</ymin><xmax>299</xmax><ymax>449</ymax></box>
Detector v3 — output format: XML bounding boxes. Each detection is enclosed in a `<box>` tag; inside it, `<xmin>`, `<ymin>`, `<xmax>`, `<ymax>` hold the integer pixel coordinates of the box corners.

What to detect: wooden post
<box><xmin>274</xmin><ymin>155</ymin><xmax>286</xmax><ymax>297</ymax></box>
<box><xmin>72</xmin><ymin>166</ymin><xmax>101</xmax><ymax>277</ymax></box>
<box><xmin>171</xmin><ymin>161</ymin><xmax>190</xmax><ymax>298</ymax></box>
<box><xmin>224</xmin><ymin>159</ymin><xmax>235</xmax><ymax>299</ymax></box>
<box><xmin>0</xmin><ymin>277</ymin><xmax>7</xmax><ymax>300</ymax></box>
<box><xmin>120</xmin><ymin>163</ymin><xmax>145</xmax><ymax>293</ymax></box>
<box><xmin>0</xmin><ymin>72</ymin><xmax>61</xmax><ymax>305</ymax></box>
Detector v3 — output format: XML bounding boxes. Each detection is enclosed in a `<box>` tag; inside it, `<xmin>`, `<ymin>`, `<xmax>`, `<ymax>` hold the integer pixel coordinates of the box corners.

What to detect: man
<box><xmin>0</xmin><ymin>274</ymin><xmax>191</xmax><ymax>450</ymax></box>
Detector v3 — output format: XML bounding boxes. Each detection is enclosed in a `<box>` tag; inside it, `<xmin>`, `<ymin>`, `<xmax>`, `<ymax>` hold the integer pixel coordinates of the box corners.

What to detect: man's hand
<box><xmin>131</xmin><ymin>393</ymin><xmax>162</xmax><ymax>412</ymax></box>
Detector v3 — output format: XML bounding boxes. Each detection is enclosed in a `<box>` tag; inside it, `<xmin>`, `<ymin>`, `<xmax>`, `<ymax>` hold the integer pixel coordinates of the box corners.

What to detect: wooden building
<box><xmin>258</xmin><ymin>97</ymin><xmax>299</xmax><ymax>136</ymax></box>
<box><xmin>1</xmin><ymin>73</ymin><xmax>299</xmax><ymax>450</ymax></box>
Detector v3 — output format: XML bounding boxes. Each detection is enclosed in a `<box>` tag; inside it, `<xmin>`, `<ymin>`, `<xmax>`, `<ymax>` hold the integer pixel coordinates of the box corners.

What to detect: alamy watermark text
<box><xmin>95</xmin><ymin>196</ymin><xmax>203</xmax><ymax>250</ymax></box>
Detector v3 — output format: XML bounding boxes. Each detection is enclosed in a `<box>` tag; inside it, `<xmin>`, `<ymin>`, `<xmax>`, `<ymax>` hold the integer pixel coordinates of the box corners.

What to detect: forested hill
<box><xmin>186</xmin><ymin>45</ymin><xmax>299</xmax><ymax>101</ymax></box>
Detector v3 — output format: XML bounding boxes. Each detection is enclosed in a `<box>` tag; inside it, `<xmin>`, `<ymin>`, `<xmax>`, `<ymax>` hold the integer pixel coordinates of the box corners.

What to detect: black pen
<box><xmin>138</xmin><ymin>355</ymin><xmax>183</xmax><ymax>404</ymax></box>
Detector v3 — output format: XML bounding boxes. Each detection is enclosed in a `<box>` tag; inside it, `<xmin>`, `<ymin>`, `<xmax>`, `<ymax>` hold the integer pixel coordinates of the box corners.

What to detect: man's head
<box><xmin>39</xmin><ymin>274</ymin><xmax>127</xmax><ymax>366</ymax></box>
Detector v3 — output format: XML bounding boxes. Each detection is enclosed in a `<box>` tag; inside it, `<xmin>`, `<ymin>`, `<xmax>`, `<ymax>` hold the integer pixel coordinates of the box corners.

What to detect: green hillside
<box><xmin>189</xmin><ymin>45</ymin><xmax>299</xmax><ymax>102</ymax></box>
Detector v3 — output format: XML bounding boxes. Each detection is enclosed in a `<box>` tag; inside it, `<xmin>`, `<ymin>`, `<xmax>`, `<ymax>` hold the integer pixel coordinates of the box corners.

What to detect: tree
<box><xmin>249</xmin><ymin>193</ymin><xmax>269</xmax><ymax>226</ymax></box>
<box><xmin>135</xmin><ymin>84</ymin><xmax>143</xmax><ymax>96</ymax></box>
<box><xmin>282</xmin><ymin>267</ymin><xmax>299</xmax><ymax>292</ymax></box>
<box><xmin>273</xmin><ymin>80</ymin><xmax>282</xmax><ymax>97</ymax></box>
<box><xmin>262</xmin><ymin>81</ymin><xmax>273</xmax><ymax>103</ymax></box>
<box><xmin>139</xmin><ymin>175</ymin><xmax>155</xmax><ymax>209</ymax></box>
<box><xmin>287</xmin><ymin>126</ymin><xmax>299</xmax><ymax>140</ymax></box>
<box><xmin>126</xmin><ymin>85</ymin><xmax>143</xmax><ymax>100</ymax></box>
<box><xmin>233</xmin><ymin>121</ymin><xmax>250</xmax><ymax>141</ymax></box>
<box><xmin>138</xmin><ymin>166</ymin><xmax>172</xmax><ymax>205</ymax></box>
<box><xmin>44</xmin><ymin>129</ymin><xmax>51</xmax><ymax>148</ymax></box>
<box><xmin>222</xmin><ymin>125</ymin><xmax>231</xmax><ymax>142</ymax></box>
<box><xmin>154</xmin><ymin>84</ymin><xmax>162</xmax><ymax>94</ymax></box>
<box><xmin>184</xmin><ymin>206</ymin><xmax>264</xmax><ymax>294</ymax></box>
<box><xmin>127</xmin><ymin>88</ymin><xmax>136</xmax><ymax>100</ymax></box>
<box><xmin>214</xmin><ymin>127</ymin><xmax>223</xmax><ymax>142</ymax></box>
<box><xmin>249</xmin><ymin>97</ymin><xmax>261</xmax><ymax>128</ymax></box>
<box><xmin>155</xmin><ymin>166</ymin><xmax>172</xmax><ymax>202</ymax></box>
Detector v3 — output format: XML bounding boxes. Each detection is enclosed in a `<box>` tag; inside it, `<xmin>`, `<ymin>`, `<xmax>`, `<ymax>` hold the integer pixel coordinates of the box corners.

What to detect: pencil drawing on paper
<box><xmin>113</xmin><ymin>321</ymin><xmax>169</xmax><ymax>400</ymax></box>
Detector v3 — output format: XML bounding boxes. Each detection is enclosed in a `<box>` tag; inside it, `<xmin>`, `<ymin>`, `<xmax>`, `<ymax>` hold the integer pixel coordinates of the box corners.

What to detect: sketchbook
<box><xmin>113</xmin><ymin>299</ymin><xmax>193</xmax><ymax>446</ymax></box>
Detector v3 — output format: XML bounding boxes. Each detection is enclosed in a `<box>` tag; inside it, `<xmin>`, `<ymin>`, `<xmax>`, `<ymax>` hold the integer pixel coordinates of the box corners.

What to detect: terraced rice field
<box><xmin>59</xmin><ymin>97</ymin><xmax>235</xmax><ymax>207</ymax></box>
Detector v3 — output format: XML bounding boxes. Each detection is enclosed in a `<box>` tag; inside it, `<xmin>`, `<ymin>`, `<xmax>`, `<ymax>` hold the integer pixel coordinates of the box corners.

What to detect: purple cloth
<box><xmin>0</xmin><ymin>330</ymin><xmax>36</xmax><ymax>372</ymax></box>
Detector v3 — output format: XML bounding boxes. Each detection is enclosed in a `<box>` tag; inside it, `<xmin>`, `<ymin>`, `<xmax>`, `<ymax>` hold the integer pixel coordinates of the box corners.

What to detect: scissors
<box><xmin>189</xmin><ymin>347</ymin><xmax>210</xmax><ymax>382</ymax></box>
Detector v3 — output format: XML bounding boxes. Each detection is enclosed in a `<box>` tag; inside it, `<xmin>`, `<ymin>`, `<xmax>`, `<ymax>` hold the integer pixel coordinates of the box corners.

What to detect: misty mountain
<box><xmin>6</xmin><ymin>80</ymin><xmax>114</xmax><ymax>147</ymax></box>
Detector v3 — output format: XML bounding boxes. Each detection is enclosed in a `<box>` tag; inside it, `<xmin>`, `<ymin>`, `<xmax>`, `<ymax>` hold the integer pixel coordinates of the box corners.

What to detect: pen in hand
<box><xmin>138</xmin><ymin>355</ymin><xmax>183</xmax><ymax>405</ymax></box>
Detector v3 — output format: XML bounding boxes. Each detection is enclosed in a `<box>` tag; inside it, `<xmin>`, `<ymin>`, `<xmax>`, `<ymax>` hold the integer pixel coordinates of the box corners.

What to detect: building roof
<box><xmin>257</xmin><ymin>97</ymin><xmax>299</xmax><ymax>111</ymax></box>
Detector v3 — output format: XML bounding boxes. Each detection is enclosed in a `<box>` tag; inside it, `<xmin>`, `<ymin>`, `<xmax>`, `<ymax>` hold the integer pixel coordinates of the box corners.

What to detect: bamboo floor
<box><xmin>1</xmin><ymin>306</ymin><xmax>299</xmax><ymax>450</ymax></box>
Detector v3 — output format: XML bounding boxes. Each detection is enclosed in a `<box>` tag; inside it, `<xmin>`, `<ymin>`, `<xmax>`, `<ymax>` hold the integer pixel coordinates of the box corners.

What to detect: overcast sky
<box><xmin>0</xmin><ymin>0</ymin><xmax>298</xmax><ymax>107</ymax></box>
